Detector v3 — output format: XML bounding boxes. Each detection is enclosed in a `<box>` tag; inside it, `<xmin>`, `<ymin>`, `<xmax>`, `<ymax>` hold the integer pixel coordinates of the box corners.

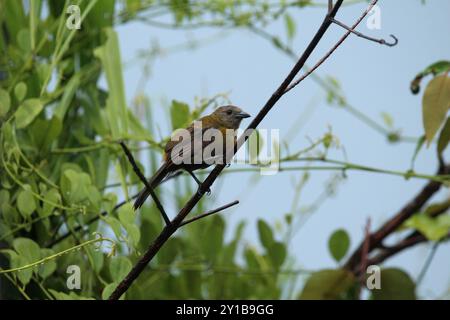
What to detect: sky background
<box><xmin>113</xmin><ymin>0</ymin><xmax>450</xmax><ymax>298</ymax></box>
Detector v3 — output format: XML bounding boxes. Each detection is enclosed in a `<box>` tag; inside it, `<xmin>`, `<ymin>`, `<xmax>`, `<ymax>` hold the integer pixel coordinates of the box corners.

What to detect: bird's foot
<box><xmin>197</xmin><ymin>187</ymin><xmax>211</xmax><ymax>196</ymax></box>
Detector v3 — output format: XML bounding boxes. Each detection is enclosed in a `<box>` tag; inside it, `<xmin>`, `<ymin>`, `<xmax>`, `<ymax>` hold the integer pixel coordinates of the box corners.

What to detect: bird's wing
<box><xmin>164</xmin><ymin>122</ymin><xmax>231</xmax><ymax>166</ymax></box>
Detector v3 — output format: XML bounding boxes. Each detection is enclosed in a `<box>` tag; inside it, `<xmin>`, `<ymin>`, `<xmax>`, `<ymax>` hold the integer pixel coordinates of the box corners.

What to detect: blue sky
<box><xmin>114</xmin><ymin>1</ymin><xmax>450</xmax><ymax>298</ymax></box>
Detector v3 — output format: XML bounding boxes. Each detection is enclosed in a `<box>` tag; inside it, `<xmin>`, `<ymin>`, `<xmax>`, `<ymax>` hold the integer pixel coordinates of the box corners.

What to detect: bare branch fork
<box><xmin>109</xmin><ymin>0</ymin><xmax>393</xmax><ymax>300</ymax></box>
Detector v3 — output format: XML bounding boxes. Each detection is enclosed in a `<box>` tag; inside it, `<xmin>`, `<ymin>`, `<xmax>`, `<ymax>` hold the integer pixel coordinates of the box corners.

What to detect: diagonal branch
<box><xmin>119</xmin><ymin>141</ymin><xmax>171</xmax><ymax>226</ymax></box>
<box><xmin>108</xmin><ymin>0</ymin><xmax>390</xmax><ymax>300</ymax></box>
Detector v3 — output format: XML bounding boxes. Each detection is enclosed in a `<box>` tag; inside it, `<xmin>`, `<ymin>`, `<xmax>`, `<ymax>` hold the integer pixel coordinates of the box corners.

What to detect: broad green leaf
<box><xmin>299</xmin><ymin>269</ymin><xmax>355</xmax><ymax>300</ymax></box>
<box><xmin>0</xmin><ymin>88</ymin><xmax>11</xmax><ymax>116</ymax></box>
<box><xmin>30</xmin><ymin>116</ymin><xmax>62</xmax><ymax>149</ymax></box>
<box><xmin>109</xmin><ymin>256</ymin><xmax>132</xmax><ymax>280</ymax></box>
<box><xmin>41</xmin><ymin>189</ymin><xmax>61</xmax><ymax>217</ymax></box>
<box><xmin>17</xmin><ymin>28</ymin><xmax>31</xmax><ymax>52</ymax></box>
<box><xmin>11</xmin><ymin>255</ymin><xmax>33</xmax><ymax>285</ymax></box>
<box><xmin>104</xmin><ymin>216</ymin><xmax>123</xmax><ymax>240</ymax></box>
<box><xmin>328</xmin><ymin>229</ymin><xmax>350</xmax><ymax>263</ymax></box>
<box><xmin>118</xmin><ymin>203</ymin><xmax>140</xmax><ymax>247</ymax></box>
<box><xmin>118</xmin><ymin>203</ymin><xmax>135</xmax><ymax>225</ymax></box>
<box><xmin>14</xmin><ymin>82</ymin><xmax>27</xmax><ymax>101</ymax></box>
<box><xmin>60</xmin><ymin>169</ymin><xmax>92</xmax><ymax>204</ymax></box>
<box><xmin>268</xmin><ymin>241</ymin><xmax>287</xmax><ymax>268</ymax></box>
<box><xmin>15</xmin><ymin>98</ymin><xmax>44</xmax><ymax>128</ymax></box>
<box><xmin>257</xmin><ymin>219</ymin><xmax>274</xmax><ymax>250</ymax></box>
<box><xmin>437</xmin><ymin>117</ymin><xmax>450</xmax><ymax>155</ymax></box>
<box><xmin>170</xmin><ymin>100</ymin><xmax>190</xmax><ymax>130</ymax></box>
<box><xmin>372</xmin><ymin>268</ymin><xmax>416</xmax><ymax>300</ymax></box>
<box><xmin>404</xmin><ymin>214</ymin><xmax>450</xmax><ymax>241</ymax></box>
<box><xmin>38</xmin><ymin>249</ymin><xmax>57</xmax><ymax>279</ymax></box>
<box><xmin>17</xmin><ymin>185</ymin><xmax>36</xmax><ymax>218</ymax></box>
<box><xmin>86</xmin><ymin>0</ymin><xmax>115</xmax><ymax>28</ymax></box>
<box><xmin>422</xmin><ymin>75</ymin><xmax>450</xmax><ymax>144</ymax></box>
<box><xmin>94</xmin><ymin>29</ymin><xmax>128</xmax><ymax>138</ymax></box>
<box><xmin>13</xmin><ymin>237</ymin><xmax>41</xmax><ymax>264</ymax></box>
<box><xmin>86</xmin><ymin>246</ymin><xmax>104</xmax><ymax>274</ymax></box>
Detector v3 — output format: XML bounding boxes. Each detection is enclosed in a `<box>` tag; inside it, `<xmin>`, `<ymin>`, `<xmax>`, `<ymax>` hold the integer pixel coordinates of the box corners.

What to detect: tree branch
<box><xmin>344</xmin><ymin>163</ymin><xmax>450</xmax><ymax>274</ymax></box>
<box><xmin>119</xmin><ymin>141</ymin><xmax>171</xmax><ymax>225</ymax></box>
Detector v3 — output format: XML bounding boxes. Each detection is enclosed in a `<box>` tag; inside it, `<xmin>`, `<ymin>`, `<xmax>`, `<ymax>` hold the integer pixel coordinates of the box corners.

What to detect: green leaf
<box><xmin>170</xmin><ymin>100</ymin><xmax>190</xmax><ymax>130</ymax></box>
<box><xmin>86</xmin><ymin>0</ymin><xmax>115</xmax><ymax>28</ymax></box>
<box><xmin>14</xmin><ymin>82</ymin><xmax>27</xmax><ymax>101</ymax></box>
<box><xmin>372</xmin><ymin>268</ymin><xmax>416</xmax><ymax>300</ymax></box>
<box><xmin>15</xmin><ymin>98</ymin><xmax>44</xmax><ymax>128</ymax></box>
<box><xmin>404</xmin><ymin>214</ymin><xmax>450</xmax><ymax>241</ymax></box>
<box><xmin>284</xmin><ymin>14</ymin><xmax>296</xmax><ymax>40</ymax></box>
<box><xmin>30</xmin><ymin>116</ymin><xmax>62</xmax><ymax>149</ymax></box>
<box><xmin>38</xmin><ymin>249</ymin><xmax>57</xmax><ymax>279</ymax></box>
<box><xmin>118</xmin><ymin>203</ymin><xmax>135</xmax><ymax>225</ymax></box>
<box><xmin>328</xmin><ymin>229</ymin><xmax>350</xmax><ymax>263</ymax></box>
<box><xmin>268</xmin><ymin>241</ymin><xmax>287</xmax><ymax>268</ymax></box>
<box><xmin>422</xmin><ymin>75</ymin><xmax>450</xmax><ymax>144</ymax></box>
<box><xmin>102</xmin><ymin>282</ymin><xmax>121</xmax><ymax>300</ymax></box>
<box><xmin>104</xmin><ymin>216</ymin><xmax>123</xmax><ymax>240</ymax></box>
<box><xmin>41</xmin><ymin>189</ymin><xmax>61</xmax><ymax>217</ymax></box>
<box><xmin>13</xmin><ymin>237</ymin><xmax>40</xmax><ymax>264</ymax></box>
<box><xmin>257</xmin><ymin>219</ymin><xmax>274</xmax><ymax>250</ymax></box>
<box><xmin>17</xmin><ymin>185</ymin><xmax>36</xmax><ymax>218</ymax></box>
<box><xmin>94</xmin><ymin>29</ymin><xmax>128</xmax><ymax>138</ymax></box>
<box><xmin>109</xmin><ymin>256</ymin><xmax>132</xmax><ymax>280</ymax></box>
<box><xmin>299</xmin><ymin>269</ymin><xmax>355</xmax><ymax>300</ymax></box>
<box><xmin>118</xmin><ymin>203</ymin><xmax>140</xmax><ymax>247</ymax></box>
<box><xmin>437</xmin><ymin>117</ymin><xmax>450</xmax><ymax>155</ymax></box>
<box><xmin>0</xmin><ymin>88</ymin><xmax>11</xmax><ymax>116</ymax></box>
<box><xmin>60</xmin><ymin>169</ymin><xmax>92</xmax><ymax>204</ymax></box>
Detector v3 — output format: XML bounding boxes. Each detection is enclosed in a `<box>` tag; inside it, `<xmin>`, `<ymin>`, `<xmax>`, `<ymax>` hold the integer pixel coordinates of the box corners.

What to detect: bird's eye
<box><xmin>226</xmin><ymin>110</ymin><xmax>233</xmax><ymax>115</ymax></box>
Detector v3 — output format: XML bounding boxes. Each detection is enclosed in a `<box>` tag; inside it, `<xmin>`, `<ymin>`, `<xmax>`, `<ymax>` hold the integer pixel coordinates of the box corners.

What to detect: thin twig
<box><xmin>330</xmin><ymin>18</ymin><xmax>398</xmax><ymax>47</ymax></box>
<box><xmin>285</xmin><ymin>0</ymin><xmax>381</xmax><ymax>94</ymax></box>
<box><xmin>179</xmin><ymin>200</ymin><xmax>239</xmax><ymax>227</ymax></box>
<box><xmin>119</xmin><ymin>141</ymin><xmax>171</xmax><ymax>226</ymax></box>
<box><xmin>109</xmin><ymin>0</ymin><xmax>348</xmax><ymax>300</ymax></box>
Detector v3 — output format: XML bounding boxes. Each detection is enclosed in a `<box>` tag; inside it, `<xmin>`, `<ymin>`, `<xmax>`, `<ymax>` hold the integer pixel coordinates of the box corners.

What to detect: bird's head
<box><xmin>211</xmin><ymin>105</ymin><xmax>251</xmax><ymax>129</ymax></box>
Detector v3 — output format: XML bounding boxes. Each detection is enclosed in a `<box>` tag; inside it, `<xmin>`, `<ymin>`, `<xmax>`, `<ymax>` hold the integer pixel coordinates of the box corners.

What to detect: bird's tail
<box><xmin>133</xmin><ymin>163</ymin><xmax>170</xmax><ymax>210</ymax></box>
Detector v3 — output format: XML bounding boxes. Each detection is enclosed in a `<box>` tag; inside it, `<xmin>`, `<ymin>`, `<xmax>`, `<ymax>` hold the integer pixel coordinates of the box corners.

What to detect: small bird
<box><xmin>133</xmin><ymin>105</ymin><xmax>251</xmax><ymax>210</ymax></box>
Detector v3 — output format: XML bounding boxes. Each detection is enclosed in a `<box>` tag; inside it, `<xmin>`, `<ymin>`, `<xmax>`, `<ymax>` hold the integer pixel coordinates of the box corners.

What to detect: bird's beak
<box><xmin>236</xmin><ymin>111</ymin><xmax>251</xmax><ymax>119</ymax></box>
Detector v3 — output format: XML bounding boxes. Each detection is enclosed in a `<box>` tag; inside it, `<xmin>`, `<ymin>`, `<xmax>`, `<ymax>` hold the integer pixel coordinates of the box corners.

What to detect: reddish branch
<box><xmin>344</xmin><ymin>164</ymin><xmax>450</xmax><ymax>275</ymax></box>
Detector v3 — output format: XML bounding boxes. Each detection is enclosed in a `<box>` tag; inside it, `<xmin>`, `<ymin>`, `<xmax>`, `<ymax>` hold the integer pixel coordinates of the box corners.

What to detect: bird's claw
<box><xmin>197</xmin><ymin>187</ymin><xmax>211</xmax><ymax>196</ymax></box>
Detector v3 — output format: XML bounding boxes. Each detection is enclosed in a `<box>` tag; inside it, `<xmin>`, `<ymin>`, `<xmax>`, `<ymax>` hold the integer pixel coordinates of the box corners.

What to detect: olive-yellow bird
<box><xmin>133</xmin><ymin>105</ymin><xmax>250</xmax><ymax>210</ymax></box>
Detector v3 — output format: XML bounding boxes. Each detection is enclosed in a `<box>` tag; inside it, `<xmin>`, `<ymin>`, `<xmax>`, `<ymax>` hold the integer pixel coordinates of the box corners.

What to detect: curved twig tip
<box><xmin>382</xmin><ymin>34</ymin><xmax>398</xmax><ymax>47</ymax></box>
